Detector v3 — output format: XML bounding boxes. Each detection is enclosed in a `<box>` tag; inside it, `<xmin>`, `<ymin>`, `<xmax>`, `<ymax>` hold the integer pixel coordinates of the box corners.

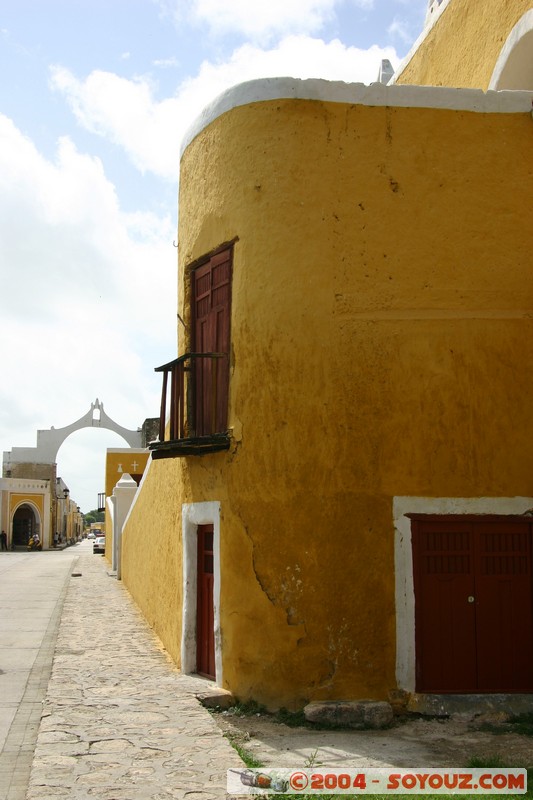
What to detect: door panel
<box><xmin>475</xmin><ymin>523</ymin><xmax>533</xmax><ymax>691</ymax></box>
<box><xmin>413</xmin><ymin>521</ymin><xmax>477</xmax><ymax>692</ymax></box>
<box><xmin>412</xmin><ymin>517</ymin><xmax>533</xmax><ymax>693</ymax></box>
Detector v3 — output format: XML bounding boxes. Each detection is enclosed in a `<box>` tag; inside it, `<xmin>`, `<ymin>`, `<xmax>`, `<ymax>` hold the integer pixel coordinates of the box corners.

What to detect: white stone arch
<box><xmin>489</xmin><ymin>10</ymin><xmax>533</xmax><ymax>90</ymax></box>
<box><xmin>4</xmin><ymin>399</ymin><xmax>143</xmax><ymax>469</ymax></box>
<box><xmin>35</xmin><ymin>399</ymin><xmax>143</xmax><ymax>462</ymax></box>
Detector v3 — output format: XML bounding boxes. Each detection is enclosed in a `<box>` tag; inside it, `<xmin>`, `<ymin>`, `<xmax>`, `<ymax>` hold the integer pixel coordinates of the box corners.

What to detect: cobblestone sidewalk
<box><xmin>26</xmin><ymin>552</ymin><xmax>242</xmax><ymax>800</ymax></box>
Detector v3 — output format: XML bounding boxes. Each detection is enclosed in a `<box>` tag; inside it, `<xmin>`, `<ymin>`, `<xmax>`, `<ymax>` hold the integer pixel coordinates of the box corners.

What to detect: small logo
<box><xmin>290</xmin><ymin>771</ymin><xmax>309</xmax><ymax>791</ymax></box>
<box><xmin>229</xmin><ymin>768</ymin><xmax>289</xmax><ymax>793</ymax></box>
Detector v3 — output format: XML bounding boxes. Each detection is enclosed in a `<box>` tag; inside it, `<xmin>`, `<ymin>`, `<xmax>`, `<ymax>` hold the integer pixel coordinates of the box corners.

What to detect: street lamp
<box><xmin>62</xmin><ymin>488</ymin><xmax>69</xmax><ymax>543</ymax></box>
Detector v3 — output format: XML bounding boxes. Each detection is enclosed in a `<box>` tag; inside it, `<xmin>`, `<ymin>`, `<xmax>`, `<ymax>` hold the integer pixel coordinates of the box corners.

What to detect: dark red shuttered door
<box><xmin>197</xmin><ymin>524</ymin><xmax>215</xmax><ymax>679</ymax></box>
<box><xmin>475</xmin><ymin>522</ymin><xmax>533</xmax><ymax>691</ymax></box>
<box><xmin>192</xmin><ymin>249</ymin><xmax>232</xmax><ymax>436</ymax></box>
<box><xmin>412</xmin><ymin>517</ymin><xmax>533</xmax><ymax>693</ymax></box>
<box><xmin>412</xmin><ymin>520</ymin><xmax>478</xmax><ymax>692</ymax></box>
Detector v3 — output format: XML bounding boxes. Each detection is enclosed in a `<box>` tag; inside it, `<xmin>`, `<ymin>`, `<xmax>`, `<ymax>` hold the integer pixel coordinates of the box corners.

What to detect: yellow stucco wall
<box><xmin>395</xmin><ymin>0</ymin><xmax>531</xmax><ymax>89</ymax></box>
<box><xmin>10</xmin><ymin>493</ymin><xmax>45</xmax><ymax>517</ymax></box>
<box><xmin>122</xmin><ymin>457</ymin><xmax>188</xmax><ymax>667</ymax></box>
<box><xmin>105</xmin><ymin>450</ymin><xmax>149</xmax><ymax>499</ymax></box>
<box><xmin>122</xmin><ymin>95</ymin><xmax>533</xmax><ymax>709</ymax></box>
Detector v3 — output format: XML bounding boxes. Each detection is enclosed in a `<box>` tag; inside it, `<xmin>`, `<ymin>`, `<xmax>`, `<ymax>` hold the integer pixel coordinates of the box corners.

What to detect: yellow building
<box><xmin>102</xmin><ymin>448</ymin><xmax>150</xmax><ymax>564</ymax></box>
<box><xmin>0</xmin><ymin>474</ymin><xmax>83</xmax><ymax>550</ymax></box>
<box><xmin>122</xmin><ymin>1</ymin><xmax>533</xmax><ymax>711</ymax></box>
<box><xmin>393</xmin><ymin>0</ymin><xmax>533</xmax><ymax>90</ymax></box>
<box><xmin>0</xmin><ymin>477</ymin><xmax>51</xmax><ymax>549</ymax></box>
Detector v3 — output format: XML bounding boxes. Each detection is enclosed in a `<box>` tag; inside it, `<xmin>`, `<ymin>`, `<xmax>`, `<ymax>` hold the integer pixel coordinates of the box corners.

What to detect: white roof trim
<box><xmin>180</xmin><ymin>76</ymin><xmax>533</xmax><ymax>157</ymax></box>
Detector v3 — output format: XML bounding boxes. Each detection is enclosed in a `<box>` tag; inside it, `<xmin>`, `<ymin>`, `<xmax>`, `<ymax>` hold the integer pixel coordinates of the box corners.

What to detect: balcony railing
<box><xmin>150</xmin><ymin>352</ymin><xmax>231</xmax><ymax>458</ymax></box>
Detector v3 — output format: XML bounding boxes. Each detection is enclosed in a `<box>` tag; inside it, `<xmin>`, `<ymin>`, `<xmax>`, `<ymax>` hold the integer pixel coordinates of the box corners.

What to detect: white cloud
<box><xmin>0</xmin><ymin>113</ymin><xmax>177</xmax><ymax>508</ymax></box>
<box><xmin>156</xmin><ymin>0</ymin><xmax>375</xmax><ymax>41</ymax></box>
<box><xmin>153</xmin><ymin>56</ymin><xmax>180</xmax><ymax>68</ymax></box>
<box><xmin>189</xmin><ymin>0</ymin><xmax>338</xmax><ymax>39</ymax></box>
<box><xmin>50</xmin><ymin>35</ymin><xmax>398</xmax><ymax>180</ymax></box>
<box><xmin>50</xmin><ymin>65</ymin><xmax>181</xmax><ymax>180</ymax></box>
<box><xmin>185</xmin><ymin>34</ymin><xmax>397</xmax><ymax>95</ymax></box>
<box><xmin>0</xmin><ymin>114</ymin><xmax>175</xmax><ymax>318</ymax></box>
<box><xmin>387</xmin><ymin>16</ymin><xmax>414</xmax><ymax>44</ymax></box>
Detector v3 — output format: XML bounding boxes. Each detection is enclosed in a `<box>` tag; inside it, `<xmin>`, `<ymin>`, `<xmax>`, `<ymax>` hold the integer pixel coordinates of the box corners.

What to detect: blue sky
<box><xmin>0</xmin><ymin>0</ymin><xmax>428</xmax><ymax>512</ymax></box>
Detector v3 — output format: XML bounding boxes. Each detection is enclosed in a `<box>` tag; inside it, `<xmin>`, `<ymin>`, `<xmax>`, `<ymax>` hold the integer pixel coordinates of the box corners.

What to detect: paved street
<box><xmin>3</xmin><ymin>543</ymin><xmax>533</xmax><ymax>800</ymax></box>
<box><xmin>0</xmin><ymin>547</ymin><xmax>80</xmax><ymax>800</ymax></box>
<box><xmin>0</xmin><ymin>542</ymin><xmax>241</xmax><ymax>800</ymax></box>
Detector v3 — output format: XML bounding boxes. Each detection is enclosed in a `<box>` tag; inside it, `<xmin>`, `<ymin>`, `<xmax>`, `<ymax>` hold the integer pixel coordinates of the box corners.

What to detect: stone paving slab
<box><xmin>26</xmin><ymin>551</ymin><xmax>242</xmax><ymax>799</ymax></box>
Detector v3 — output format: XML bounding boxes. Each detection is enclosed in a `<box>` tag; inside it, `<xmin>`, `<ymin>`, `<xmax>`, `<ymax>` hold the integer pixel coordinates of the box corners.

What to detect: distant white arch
<box><xmin>4</xmin><ymin>399</ymin><xmax>143</xmax><ymax>467</ymax></box>
<box><xmin>489</xmin><ymin>10</ymin><xmax>533</xmax><ymax>90</ymax></box>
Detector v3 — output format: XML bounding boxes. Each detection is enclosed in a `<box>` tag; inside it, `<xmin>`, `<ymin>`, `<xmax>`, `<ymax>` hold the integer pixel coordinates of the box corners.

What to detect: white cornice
<box><xmin>180</xmin><ymin>76</ymin><xmax>533</xmax><ymax>157</ymax></box>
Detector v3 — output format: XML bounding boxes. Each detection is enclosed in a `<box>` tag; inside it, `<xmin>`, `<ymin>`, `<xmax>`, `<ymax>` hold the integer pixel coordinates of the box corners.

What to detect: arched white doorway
<box><xmin>489</xmin><ymin>11</ymin><xmax>533</xmax><ymax>90</ymax></box>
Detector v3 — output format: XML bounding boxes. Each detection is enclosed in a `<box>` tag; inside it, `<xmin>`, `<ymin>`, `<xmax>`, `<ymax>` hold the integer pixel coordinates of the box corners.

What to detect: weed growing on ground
<box><xmin>508</xmin><ymin>713</ymin><xmax>533</xmax><ymax>737</ymax></box>
<box><xmin>230</xmin><ymin>741</ymin><xmax>264</xmax><ymax>769</ymax></box>
<box><xmin>467</xmin><ymin>756</ymin><xmax>533</xmax><ymax>799</ymax></box>
<box><xmin>467</xmin><ymin>756</ymin><xmax>508</xmax><ymax>769</ymax></box>
<box><xmin>228</xmin><ymin>699</ymin><xmax>268</xmax><ymax>717</ymax></box>
<box><xmin>223</xmin><ymin>729</ymin><xmax>264</xmax><ymax>769</ymax></box>
<box><xmin>477</xmin><ymin>712</ymin><xmax>533</xmax><ymax>738</ymax></box>
<box><xmin>275</xmin><ymin>706</ymin><xmax>309</xmax><ymax>727</ymax></box>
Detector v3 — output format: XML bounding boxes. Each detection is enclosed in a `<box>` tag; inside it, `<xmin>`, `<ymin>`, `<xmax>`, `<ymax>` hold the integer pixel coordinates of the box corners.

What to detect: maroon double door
<box><xmin>411</xmin><ymin>516</ymin><xmax>533</xmax><ymax>693</ymax></box>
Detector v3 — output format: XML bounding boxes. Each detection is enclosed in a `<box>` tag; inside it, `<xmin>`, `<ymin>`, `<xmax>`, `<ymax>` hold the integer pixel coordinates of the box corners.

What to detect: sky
<box><xmin>0</xmin><ymin>0</ymin><xmax>428</xmax><ymax>513</ymax></box>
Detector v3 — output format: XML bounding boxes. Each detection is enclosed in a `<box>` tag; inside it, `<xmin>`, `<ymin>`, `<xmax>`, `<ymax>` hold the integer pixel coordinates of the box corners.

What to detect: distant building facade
<box><xmin>2</xmin><ymin>401</ymin><xmax>150</xmax><ymax>550</ymax></box>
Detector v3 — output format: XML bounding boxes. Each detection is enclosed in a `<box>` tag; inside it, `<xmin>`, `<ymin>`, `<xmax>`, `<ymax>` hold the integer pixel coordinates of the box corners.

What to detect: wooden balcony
<box><xmin>149</xmin><ymin>352</ymin><xmax>231</xmax><ymax>458</ymax></box>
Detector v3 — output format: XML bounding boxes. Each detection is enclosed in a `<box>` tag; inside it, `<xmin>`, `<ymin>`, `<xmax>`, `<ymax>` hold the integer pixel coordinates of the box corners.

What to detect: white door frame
<box><xmin>393</xmin><ymin>495</ymin><xmax>533</xmax><ymax>692</ymax></box>
<box><xmin>181</xmin><ymin>501</ymin><xmax>222</xmax><ymax>683</ymax></box>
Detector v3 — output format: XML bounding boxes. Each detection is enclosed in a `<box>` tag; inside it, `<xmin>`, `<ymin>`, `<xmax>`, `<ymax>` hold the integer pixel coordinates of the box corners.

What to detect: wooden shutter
<box><xmin>192</xmin><ymin>248</ymin><xmax>232</xmax><ymax>436</ymax></box>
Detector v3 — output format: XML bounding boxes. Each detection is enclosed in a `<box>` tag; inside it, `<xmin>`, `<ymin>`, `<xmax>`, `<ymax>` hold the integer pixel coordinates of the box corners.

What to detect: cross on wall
<box><xmin>117</xmin><ymin>461</ymin><xmax>140</xmax><ymax>474</ymax></box>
